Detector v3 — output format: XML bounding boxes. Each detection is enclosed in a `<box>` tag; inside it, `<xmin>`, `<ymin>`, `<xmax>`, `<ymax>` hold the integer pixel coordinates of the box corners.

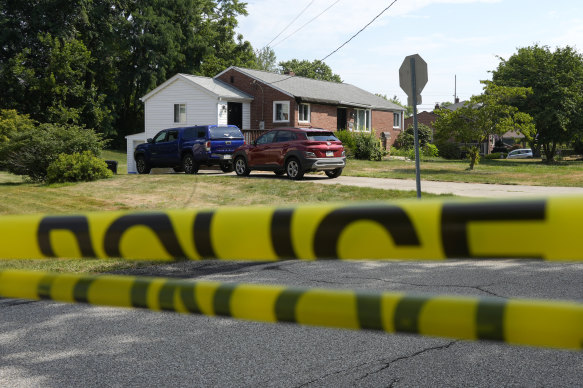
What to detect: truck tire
<box><xmin>220</xmin><ymin>162</ymin><xmax>233</xmax><ymax>173</ymax></box>
<box><xmin>182</xmin><ymin>153</ymin><xmax>199</xmax><ymax>174</ymax></box>
<box><xmin>136</xmin><ymin>156</ymin><xmax>151</xmax><ymax>174</ymax></box>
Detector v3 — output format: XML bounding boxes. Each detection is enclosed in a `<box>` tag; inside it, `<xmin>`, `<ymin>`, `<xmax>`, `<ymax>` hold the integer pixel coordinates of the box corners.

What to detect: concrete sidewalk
<box><xmin>311</xmin><ymin>175</ymin><xmax>583</xmax><ymax>198</ymax></box>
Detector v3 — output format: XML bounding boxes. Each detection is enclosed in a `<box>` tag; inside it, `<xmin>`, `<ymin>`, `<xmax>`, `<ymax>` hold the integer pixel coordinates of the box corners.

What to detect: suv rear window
<box><xmin>306</xmin><ymin>132</ymin><xmax>339</xmax><ymax>141</ymax></box>
<box><xmin>182</xmin><ymin>127</ymin><xmax>200</xmax><ymax>140</ymax></box>
<box><xmin>210</xmin><ymin>126</ymin><xmax>243</xmax><ymax>140</ymax></box>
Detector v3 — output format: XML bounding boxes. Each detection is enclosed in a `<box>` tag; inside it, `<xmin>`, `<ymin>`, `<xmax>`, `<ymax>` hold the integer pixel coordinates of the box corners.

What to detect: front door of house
<box><xmin>228</xmin><ymin>102</ymin><xmax>243</xmax><ymax>129</ymax></box>
<box><xmin>337</xmin><ymin>108</ymin><xmax>347</xmax><ymax>130</ymax></box>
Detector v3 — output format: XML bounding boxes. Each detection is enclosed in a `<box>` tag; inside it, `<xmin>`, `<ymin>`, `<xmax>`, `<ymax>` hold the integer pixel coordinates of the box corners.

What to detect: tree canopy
<box><xmin>278</xmin><ymin>59</ymin><xmax>342</xmax><ymax>82</ymax></box>
<box><xmin>433</xmin><ymin>82</ymin><xmax>535</xmax><ymax>170</ymax></box>
<box><xmin>491</xmin><ymin>44</ymin><xmax>583</xmax><ymax>161</ymax></box>
<box><xmin>0</xmin><ymin>0</ymin><xmax>255</xmax><ymax>146</ymax></box>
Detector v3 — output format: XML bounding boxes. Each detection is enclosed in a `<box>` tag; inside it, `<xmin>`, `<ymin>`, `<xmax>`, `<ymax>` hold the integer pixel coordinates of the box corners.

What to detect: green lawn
<box><xmin>343</xmin><ymin>157</ymin><xmax>583</xmax><ymax>187</ymax></box>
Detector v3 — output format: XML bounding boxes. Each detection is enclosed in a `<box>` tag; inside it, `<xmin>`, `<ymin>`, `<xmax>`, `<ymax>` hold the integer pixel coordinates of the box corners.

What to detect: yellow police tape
<box><xmin>0</xmin><ymin>269</ymin><xmax>581</xmax><ymax>350</ymax></box>
<box><xmin>1</xmin><ymin>196</ymin><xmax>582</xmax><ymax>261</ymax></box>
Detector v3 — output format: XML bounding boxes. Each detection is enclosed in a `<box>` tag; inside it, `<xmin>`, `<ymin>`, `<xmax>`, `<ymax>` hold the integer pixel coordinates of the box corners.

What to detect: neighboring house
<box><xmin>214</xmin><ymin>67</ymin><xmax>405</xmax><ymax>144</ymax></box>
<box><xmin>126</xmin><ymin>67</ymin><xmax>405</xmax><ymax>172</ymax></box>
<box><xmin>125</xmin><ymin>73</ymin><xmax>253</xmax><ymax>173</ymax></box>
<box><xmin>403</xmin><ymin>110</ymin><xmax>438</xmax><ymax>142</ymax></box>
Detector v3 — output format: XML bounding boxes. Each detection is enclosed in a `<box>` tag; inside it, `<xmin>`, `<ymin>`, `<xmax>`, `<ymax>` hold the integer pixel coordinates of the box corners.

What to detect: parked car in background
<box><xmin>134</xmin><ymin>125</ymin><xmax>244</xmax><ymax>174</ymax></box>
<box><xmin>232</xmin><ymin>128</ymin><xmax>346</xmax><ymax>180</ymax></box>
<box><xmin>506</xmin><ymin>148</ymin><xmax>533</xmax><ymax>159</ymax></box>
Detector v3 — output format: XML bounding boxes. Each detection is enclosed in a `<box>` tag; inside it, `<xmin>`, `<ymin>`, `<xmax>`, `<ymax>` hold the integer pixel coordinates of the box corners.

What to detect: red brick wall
<box><xmin>403</xmin><ymin>111</ymin><xmax>438</xmax><ymax>141</ymax></box>
<box><xmin>216</xmin><ymin>69</ymin><xmax>401</xmax><ymax>147</ymax></box>
<box><xmin>216</xmin><ymin>69</ymin><xmax>297</xmax><ymax>130</ymax></box>
<box><xmin>372</xmin><ymin>110</ymin><xmax>400</xmax><ymax>148</ymax></box>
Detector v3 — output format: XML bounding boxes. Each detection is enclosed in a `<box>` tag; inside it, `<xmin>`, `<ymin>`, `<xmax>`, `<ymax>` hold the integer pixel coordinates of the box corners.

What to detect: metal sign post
<box><xmin>399</xmin><ymin>54</ymin><xmax>428</xmax><ymax>199</ymax></box>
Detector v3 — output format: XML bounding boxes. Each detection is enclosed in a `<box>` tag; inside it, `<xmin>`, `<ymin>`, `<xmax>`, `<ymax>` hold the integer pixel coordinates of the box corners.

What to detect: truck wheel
<box><xmin>182</xmin><ymin>154</ymin><xmax>199</xmax><ymax>174</ymax></box>
<box><xmin>220</xmin><ymin>162</ymin><xmax>233</xmax><ymax>173</ymax></box>
<box><xmin>136</xmin><ymin>156</ymin><xmax>151</xmax><ymax>174</ymax></box>
<box><xmin>285</xmin><ymin>157</ymin><xmax>304</xmax><ymax>180</ymax></box>
<box><xmin>234</xmin><ymin>156</ymin><xmax>250</xmax><ymax>176</ymax></box>
<box><xmin>324</xmin><ymin>168</ymin><xmax>343</xmax><ymax>179</ymax></box>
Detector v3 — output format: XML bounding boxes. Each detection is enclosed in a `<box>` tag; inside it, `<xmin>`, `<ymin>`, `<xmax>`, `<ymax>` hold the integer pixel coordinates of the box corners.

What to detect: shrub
<box><xmin>394</xmin><ymin>123</ymin><xmax>432</xmax><ymax>149</ymax></box>
<box><xmin>436</xmin><ymin>142</ymin><xmax>462</xmax><ymax>159</ymax></box>
<box><xmin>47</xmin><ymin>151</ymin><xmax>113</xmax><ymax>183</ymax></box>
<box><xmin>335</xmin><ymin>130</ymin><xmax>355</xmax><ymax>157</ymax></box>
<box><xmin>353</xmin><ymin>131</ymin><xmax>385</xmax><ymax>161</ymax></box>
<box><xmin>484</xmin><ymin>152</ymin><xmax>505</xmax><ymax>159</ymax></box>
<box><xmin>1</xmin><ymin>123</ymin><xmax>108</xmax><ymax>182</ymax></box>
<box><xmin>422</xmin><ymin>143</ymin><xmax>439</xmax><ymax>157</ymax></box>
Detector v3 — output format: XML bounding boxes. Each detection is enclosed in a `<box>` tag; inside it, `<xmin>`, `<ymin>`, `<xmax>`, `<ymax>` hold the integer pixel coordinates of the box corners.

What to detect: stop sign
<box><xmin>399</xmin><ymin>54</ymin><xmax>428</xmax><ymax>106</ymax></box>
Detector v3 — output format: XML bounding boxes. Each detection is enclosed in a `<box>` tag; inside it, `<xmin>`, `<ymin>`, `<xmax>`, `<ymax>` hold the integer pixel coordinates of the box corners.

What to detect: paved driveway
<box><xmin>308</xmin><ymin>175</ymin><xmax>583</xmax><ymax>198</ymax></box>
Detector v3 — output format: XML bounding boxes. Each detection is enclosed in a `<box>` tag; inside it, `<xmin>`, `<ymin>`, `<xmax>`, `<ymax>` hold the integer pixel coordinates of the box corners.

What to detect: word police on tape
<box><xmin>0</xmin><ymin>269</ymin><xmax>580</xmax><ymax>350</ymax></box>
<box><xmin>0</xmin><ymin>197</ymin><xmax>582</xmax><ymax>261</ymax></box>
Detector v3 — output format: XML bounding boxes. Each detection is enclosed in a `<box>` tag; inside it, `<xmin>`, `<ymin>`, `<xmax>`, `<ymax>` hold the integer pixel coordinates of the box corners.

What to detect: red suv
<box><xmin>233</xmin><ymin>128</ymin><xmax>346</xmax><ymax>180</ymax></box>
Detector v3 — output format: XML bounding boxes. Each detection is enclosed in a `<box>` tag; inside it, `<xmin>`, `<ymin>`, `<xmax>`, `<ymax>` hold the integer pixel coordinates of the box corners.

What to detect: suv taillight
<box><xmin>205</xmin><ymin>141</ymin><xmax>211</xmax><ymax>152</ymax></box>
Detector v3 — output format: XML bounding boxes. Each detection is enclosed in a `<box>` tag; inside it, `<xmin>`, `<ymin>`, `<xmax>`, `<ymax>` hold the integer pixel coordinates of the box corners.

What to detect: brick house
<box><xmin>126</xmin><ymin>67</ymin><xmax>405</xmax><ymax>172</ymax></box>
<box><xmin>214</xmin><ymin>67</ymin><xmax>405</xmax><ymax>145</ymax></box>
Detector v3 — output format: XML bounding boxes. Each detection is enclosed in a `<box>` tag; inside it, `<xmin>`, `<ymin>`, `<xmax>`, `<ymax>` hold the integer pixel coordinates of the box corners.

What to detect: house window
<box><xmin>299</xmin><ymin>103</ymin><xmax>310</xmax><ymax>122</ymax></box>
<box><xmin>393</xmin><ymin>112</ymin><xmax>401</xmax><ymax>128</ymax></box>
<box><xmin>354</xmin><ymin>109</ymin><xmax>370</xmax><ymax>131</ymax></box>
<box><xmin>273</xmin><ymin>101</ymin><xmax>290</xmax><ymax>122</ymax></box>
<box><xmin>174</xmin><ymin>104</ymin><xmax>186</xmax><ymax>123</ymax></box>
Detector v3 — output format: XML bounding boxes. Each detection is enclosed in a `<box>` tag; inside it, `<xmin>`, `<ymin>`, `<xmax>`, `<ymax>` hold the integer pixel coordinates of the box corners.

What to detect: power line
<box><xmin>261</xmin><ymin>0</ymin><xmax>315</xmax><ymax>50</ymax></box>
<box><xmin>320</xmin><ymin>0</ymin><xmax>399</xmax><ymax>61</ymax></box>
<box><xmin>272</xmin><ymin>0</ymin><xmax>342</xmax><ymax>48</ymax></box>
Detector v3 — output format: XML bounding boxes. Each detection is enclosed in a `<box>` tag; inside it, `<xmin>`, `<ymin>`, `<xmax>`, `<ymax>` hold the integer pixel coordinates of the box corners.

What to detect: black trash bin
<box><xmin>105</xmin><ymin>160</ymin><xmax>118</xmax><ymax>174</ymax></box>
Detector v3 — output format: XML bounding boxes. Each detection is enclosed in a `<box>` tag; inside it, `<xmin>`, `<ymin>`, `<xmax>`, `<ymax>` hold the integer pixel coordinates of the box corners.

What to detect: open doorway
<box><xmin>228</xmin><ymin>102</ymin><xmax>243</xmax><ymax>129</ymax></box>
<box><xmin>337</xmin><ymin>108</ymin><xmax>347</xmax><ymax>130</ymax></box>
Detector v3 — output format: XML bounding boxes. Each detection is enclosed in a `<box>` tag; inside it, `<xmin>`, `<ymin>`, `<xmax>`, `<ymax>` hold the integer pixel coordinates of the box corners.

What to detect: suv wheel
<box><xmin>136</xmin><ymin>156</ymin><xmax>151</xmax><ymax>174</ymax></box>
<box><xmin>220</xmin><ymin>162</ymin><xmax>233</xmax><ymax>173</ymax></box>
<box><xmin>182</xmin><ymin>153</ymin><xmax>199</xmax><ymax>174</ymax></box>
<box><xmin>325</xmin><ymin>168</ymin><xmax>343</xmax><ymax>179</ymax></box>
<box><xmin>234</xmin><ymin>156</ymin><xmax>250</xmax><ymax>176</ymax></box>
<box><xmin>285</xmin><ymin>157</ymin><xmax>304</xmax><ymax>180</ymax></box>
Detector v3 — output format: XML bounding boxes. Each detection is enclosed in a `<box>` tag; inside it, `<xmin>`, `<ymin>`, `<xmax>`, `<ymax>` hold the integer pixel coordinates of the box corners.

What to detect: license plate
<box><xmin>326</xmin><ymin>151</ymin><xmax>334</xmax><ymax>157</ymax></box>
<box><xmin>223</xmin><ymin>154</ymin><xmax>232</xmax><ymax>159</ymax></box>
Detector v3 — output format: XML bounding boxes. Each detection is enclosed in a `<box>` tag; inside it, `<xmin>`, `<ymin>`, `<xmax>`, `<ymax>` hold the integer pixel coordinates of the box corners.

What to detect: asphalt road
<box><xmin>1</xmin><ymin>259</ymin><xmax>582</xmax><ymax>387</ymax></box>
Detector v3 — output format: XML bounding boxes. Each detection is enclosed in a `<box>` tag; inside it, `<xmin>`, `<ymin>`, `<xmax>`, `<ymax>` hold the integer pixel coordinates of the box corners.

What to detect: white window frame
<box><xmin>298</xmin><ymin>103</ymin><xmax>310</xmax><ymax>123</ymax></box>
<box><xmin>174</xmin><ymin>103</ymin><xmax>186</xmax><ymax>124</ymax></box>
<box><xmin>393</xmin><ymin>111</ymin><xmax>402</xmax><ymax>129</ymax></box>
<box><xmin>354</xmin><ymin>108</ymin><xmax>371</xmax><ymax>132</ymax></box>
<box><xmin>273</xmin><ymin>101</ymin><xmax>290</xmax><ymax>123</ymax></box>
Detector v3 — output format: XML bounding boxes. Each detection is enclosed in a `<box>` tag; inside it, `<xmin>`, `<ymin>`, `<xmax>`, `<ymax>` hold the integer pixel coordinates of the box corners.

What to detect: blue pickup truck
<box><xmin>134</xmin><ymin>125</ymin><xmax>245</xmax><ymax>174</ymax></box>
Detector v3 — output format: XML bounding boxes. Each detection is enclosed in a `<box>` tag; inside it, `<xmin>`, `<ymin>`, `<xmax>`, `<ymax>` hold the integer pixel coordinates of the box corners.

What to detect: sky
<box><xmin>236</xmin><ymin>0</ymin><xmax>583</xmax><ymax>111</ymax></box>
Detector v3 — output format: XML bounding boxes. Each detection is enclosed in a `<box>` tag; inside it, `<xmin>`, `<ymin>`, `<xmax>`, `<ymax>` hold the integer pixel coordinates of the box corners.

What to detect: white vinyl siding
<box><xmin>143</xmin><ymin>78</ymin><xmax>217</xmax><ymax>139</ymax></box>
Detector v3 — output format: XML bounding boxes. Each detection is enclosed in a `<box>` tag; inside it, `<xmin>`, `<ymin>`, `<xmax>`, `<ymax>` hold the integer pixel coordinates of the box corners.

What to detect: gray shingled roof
<box><xmin>180</xmin><ymin>74</ymin><xmax>253</xmax><ymax>100</ymax></box>
<box><xmin>224</xmin><ymin>67</ymin><xmax>403</xmax><ymax>112</ymax></box>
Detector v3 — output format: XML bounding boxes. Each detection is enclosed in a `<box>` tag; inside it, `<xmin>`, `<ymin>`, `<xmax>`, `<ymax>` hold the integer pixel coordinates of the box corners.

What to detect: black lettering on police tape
<box><xmin>394</xmin><ymin>295</ymin><xmax>428</xmax><ymax>334</ymax></box>
<box><xmin>193</xmin><ymin>211</ymin><xmax>216</xmax><ymax>259</ymax></box>
<box><xmin>476</xmin><ymin>299</ymin><xmax>506</xmax><ymax>341</ymax></box>
<box><xmin>104</xmin><ymin>213</ymin><xmax>187</xmax><ymax>259</ymax></box>
<box><xmin>313</xmin><ymin>206</ymin><xmax>421</xmax><ymax>259</ymax></box>
<box><xmin>38</xmin><ymin>216</ymin><xmax>97</xmax><ymax>258</ymax></box>
<box><xmin>441</xmin><ymin>200</ymin><xmax>546</xmax><ymax>258</ymax></box>
<box><xmin>271</xmin><ymin>209</ymin><xmax>297</xmax><ymax>259</ymax></box>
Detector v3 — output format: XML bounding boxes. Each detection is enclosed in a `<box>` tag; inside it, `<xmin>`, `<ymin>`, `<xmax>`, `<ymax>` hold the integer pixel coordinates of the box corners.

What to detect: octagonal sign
<box><xmin>399</xmin><ymin>54</ymin><xmax>428</xmax><ymax>106</ymax></box>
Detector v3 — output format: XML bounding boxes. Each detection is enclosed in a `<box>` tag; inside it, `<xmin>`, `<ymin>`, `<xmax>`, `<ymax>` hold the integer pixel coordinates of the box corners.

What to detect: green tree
<box><xmin>1</xmin><ymin>34</ymin><xmax>111</xmax><ymax>131</ymax></box>
<box><xmin>254</xmin><ymin>47</ymin><xmax>278</xmax><ymax>72</ymax></box>
<box><xmin>491</xmin><ymin>45</ymin><xmax>583</xmax><ymax>162</ymax></box>
<box><xmin>433</xmin><ymin>82</ymin><xmax>535</xmax><ymax>170</ymax></box>
<box><xmin>394</xmin><ymin>123</ymin><xmax>432</xmax><ymax>149</ymax></box>
<box><xmin>278</xmin><ymin>59</ymin><xmax>342</xmax><ymax>82</ymax></box>
<box><xmin>0</xmin><ymin>0</ymin><xmax>255</xmax><ymax>146</ymax></box>
<box><xmin>0</xmin><ymin>110</ymin><xmax>36</xmax><ymax>145</ymax></box>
